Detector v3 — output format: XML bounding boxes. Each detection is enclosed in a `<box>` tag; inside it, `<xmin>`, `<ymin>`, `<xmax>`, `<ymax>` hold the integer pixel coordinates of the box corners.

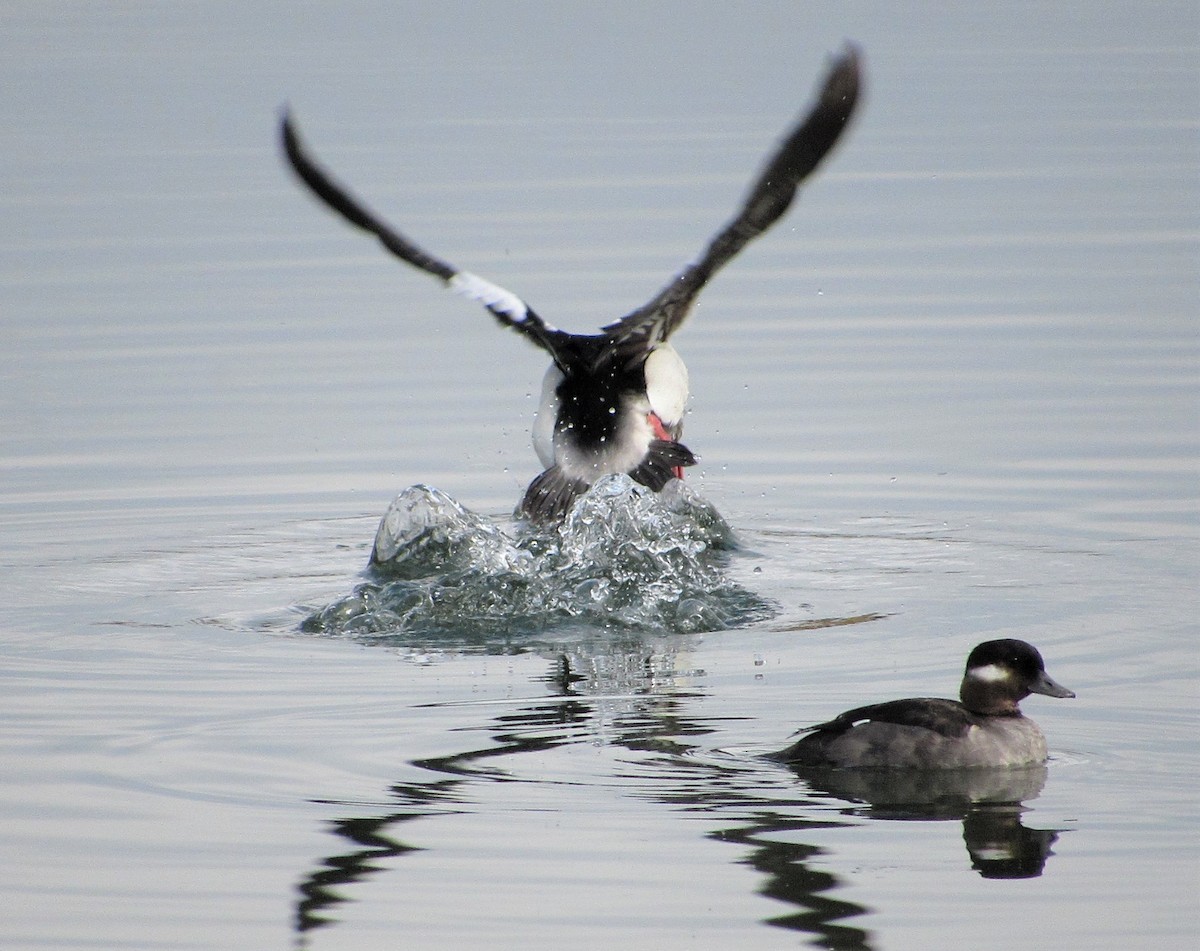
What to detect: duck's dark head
<box><xmin>959</xmin><ymin>638</ymin><xmax>1075</xmax><ymax>715</ymax></box>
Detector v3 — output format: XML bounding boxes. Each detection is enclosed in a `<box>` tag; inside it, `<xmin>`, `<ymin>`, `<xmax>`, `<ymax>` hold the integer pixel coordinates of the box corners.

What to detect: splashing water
<box><xmin>301</xmin><ymin>475</ymin><xmax>775</xmax><ymax>641</ymax></box>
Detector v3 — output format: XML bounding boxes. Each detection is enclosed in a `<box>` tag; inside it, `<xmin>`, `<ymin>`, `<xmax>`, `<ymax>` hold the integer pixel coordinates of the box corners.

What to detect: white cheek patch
<box><xmin>449</xmin><ymin>272</ymin><xmax>530</xmax><ymax>323</ymax></box>
<box><xmin>968</xmin><ymin>663</ymin><xmax>1011</xmax><ymax>684</ymax></box>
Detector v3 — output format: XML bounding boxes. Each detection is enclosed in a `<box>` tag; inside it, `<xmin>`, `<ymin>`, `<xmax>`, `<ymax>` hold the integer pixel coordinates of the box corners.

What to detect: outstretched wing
<box><xmin>603</xmin><ymin>44</ymin><xmax>862</xmax><ymax>361</ymax></box>
<box><xmin>280</xmin><ymin>110</ymin><xmax>571</xmax><ymax>364</ymax></box>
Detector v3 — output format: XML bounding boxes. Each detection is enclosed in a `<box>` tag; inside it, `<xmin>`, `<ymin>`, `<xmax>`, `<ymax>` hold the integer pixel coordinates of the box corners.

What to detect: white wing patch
<box><xmin>449</xmin><ymin>271</ymin><xmax>530</xmax><ymax>323</ymax></box>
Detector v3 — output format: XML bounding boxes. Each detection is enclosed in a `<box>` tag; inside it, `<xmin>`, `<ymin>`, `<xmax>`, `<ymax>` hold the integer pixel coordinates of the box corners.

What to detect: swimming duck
<box><xmin>280</xmin><ymin>46</ymin><xmax>861</xmax><ymax>522</ymax></box>
<box><xmin>770</xmin><ymin>639</ymin><xmax>1075</xmax><ymax>769</ymax></box>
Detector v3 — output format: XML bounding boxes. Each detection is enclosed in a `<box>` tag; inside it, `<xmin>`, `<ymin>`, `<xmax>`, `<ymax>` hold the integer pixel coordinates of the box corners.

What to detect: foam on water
<box><xmin>301</xmin><ymin>475</ymin><xmax>775</xmax><ymax>640</ymax></box>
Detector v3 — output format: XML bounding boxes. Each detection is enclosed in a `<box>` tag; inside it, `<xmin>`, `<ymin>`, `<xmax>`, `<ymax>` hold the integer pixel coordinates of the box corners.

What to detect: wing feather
<box><xmin>280</xmin><ymin>110</ymin><xmax>570</xmax><ymax>360</ymax></box>
<box><xmin>809</xmin><ymin>698</ymin><xmax>976</xmax><ymax>740</ymax></box>
<box><xmin>604</xmin><ymin>45</ymin><xmax>862</xmax><ymax>360</ymax></box>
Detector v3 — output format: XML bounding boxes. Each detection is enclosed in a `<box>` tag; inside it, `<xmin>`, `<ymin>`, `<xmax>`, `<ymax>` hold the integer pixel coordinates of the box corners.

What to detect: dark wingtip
<box><xmin>823</xmin><ymin>42</ymin><xmax>864</xmax><ymax>118</ymax></box>
<box><xmin>839</xmin><ymin>40</ymin><xmax>863</xmax><ymax>70</ymax></box>
<box><xmin>278</xmin><ymin>105</ymin><xmax>304</xmax><ymax>166</ymax></box>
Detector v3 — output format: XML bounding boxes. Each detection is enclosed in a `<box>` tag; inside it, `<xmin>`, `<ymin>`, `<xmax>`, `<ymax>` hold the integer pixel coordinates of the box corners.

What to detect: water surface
<box><xmin>2</xmin><ymin>3</ymin><xmax>1196</xmax><ymax>949</ymax></box>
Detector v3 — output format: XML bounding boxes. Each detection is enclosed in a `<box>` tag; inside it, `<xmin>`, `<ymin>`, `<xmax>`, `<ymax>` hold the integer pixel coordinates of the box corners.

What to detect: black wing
<box><xmin>280</xmin><ymin>109</ymin><xmax>573</xmax><ymax>366</ymax></box>
<box><xmin>603</xmin><ymin>44</ymin><xmax>863</xmax><ymax>363</ymax></box>
<box><xmin>808</xmin><ymin>698</ymin><xmax>977</xmax><ymax>741</ymax></box>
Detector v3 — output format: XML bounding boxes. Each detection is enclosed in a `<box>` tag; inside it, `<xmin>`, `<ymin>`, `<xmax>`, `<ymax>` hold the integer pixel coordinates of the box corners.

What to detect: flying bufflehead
<box><xmin>770</xmin><ymin>639</ymin><xmax>1076</xmax><ymax>770</ymax></box>
<box><xmin>281</xmin><ymin>46</ymin><xmax>861</xmax><ymax>521</ymax></box>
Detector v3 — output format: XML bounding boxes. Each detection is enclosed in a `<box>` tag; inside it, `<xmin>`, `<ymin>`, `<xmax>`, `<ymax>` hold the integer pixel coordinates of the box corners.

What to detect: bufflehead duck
<box><xmin>770</xmin><ymin>639</ymin><xmax>1075</xmax><ymax>769</ymax></box>
<box><xmin>281</xmin><ymin>47</ymin><xmax>860</xmax><ymax>522</ymax></box>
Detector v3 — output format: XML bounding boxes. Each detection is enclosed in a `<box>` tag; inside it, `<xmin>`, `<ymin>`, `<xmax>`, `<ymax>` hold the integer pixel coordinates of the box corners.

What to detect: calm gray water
<box><xmin>2</xmin><ymin>2</ymin><xmax>1197</xmax><ymax>949</ymax></box>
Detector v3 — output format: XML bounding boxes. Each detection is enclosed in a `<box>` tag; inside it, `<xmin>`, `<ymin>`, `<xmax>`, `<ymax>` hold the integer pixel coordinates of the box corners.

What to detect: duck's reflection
<box><xmin>293</xmin><ymin>643</ymin><xmax>1066</xmax><ymax>948</ymax></box>
<box><xmin>790</xmin><ymin>765</ymin><xmax>1060</xmax><ymax>879</ymax></box>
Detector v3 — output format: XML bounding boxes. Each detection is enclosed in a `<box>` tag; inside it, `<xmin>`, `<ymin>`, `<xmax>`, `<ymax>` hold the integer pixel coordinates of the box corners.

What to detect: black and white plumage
<box><xmin>281</xmin><ymin>46</ymin><xmax>861</xmax><ymax>521</ymax></box>
<box><xmin>769</xmin><ymin>639</ymin><xmax>1077</xmax><ymax>770</ymax></box>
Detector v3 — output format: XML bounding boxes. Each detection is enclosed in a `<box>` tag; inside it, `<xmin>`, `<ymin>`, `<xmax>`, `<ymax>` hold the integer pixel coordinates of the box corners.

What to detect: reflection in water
<box><xmin>296</xmin><ymin>813</ymin><xmax>425</xmax><ymax>934</ymax></box>
<box><xmin>793</xmin><ymin>766</ymin><xmax>1062</xmax><ymax>880</ymax></box>
<box><xmin>964</xmin><ymin>809</ymin><xmax>1060</xmax><ymax>880</ymax></box>
<box><xmin>298</xmin><ymin>696</ymin><xmax>596</xmax><ymax>934</ymax></box>
<box><xmin>708</xmin><ymin>816</ymin><xmax>870</xmax><ymax>949</ymax></box>
<box><xmin>293</xmin><ymin>639</ymin><xmax>1066</xmax><ymax>948</ymax></box>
